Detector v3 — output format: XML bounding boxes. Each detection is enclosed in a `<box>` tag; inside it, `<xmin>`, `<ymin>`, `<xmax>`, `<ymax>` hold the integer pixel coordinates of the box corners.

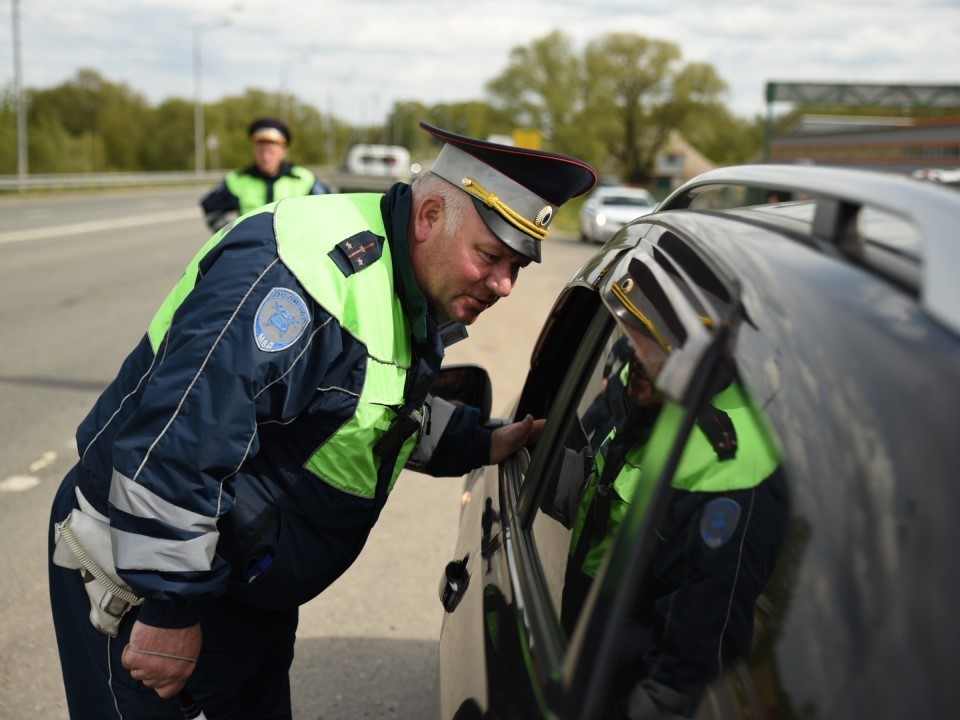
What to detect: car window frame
<box><xmin>495</xmin><ymin>225</ymin><xmax>744</xmax><ymax>716</ymax></box>
<box><xmin>494</xmin><ymin>303</ymin><xmax>615</xmax><ymax>700</ymax></box>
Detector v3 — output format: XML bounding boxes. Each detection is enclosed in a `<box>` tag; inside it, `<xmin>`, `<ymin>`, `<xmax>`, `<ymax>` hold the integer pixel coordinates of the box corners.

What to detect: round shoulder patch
<box><xmin>254</xmin><ymin>287</ymin><xmax>310</xmax><ymax>352</ymax></box>
<box><xmin>699</xmin><ymin>497</ymin><xmax>742</xmax><ymax>549</ymax></box>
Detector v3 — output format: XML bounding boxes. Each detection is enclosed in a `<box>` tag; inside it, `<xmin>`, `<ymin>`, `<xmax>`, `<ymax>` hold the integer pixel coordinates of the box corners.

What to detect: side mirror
<box><xmin>432</xmin><ymin>364</ymin><xmax>493</xmax><ymax>424</ymax></box>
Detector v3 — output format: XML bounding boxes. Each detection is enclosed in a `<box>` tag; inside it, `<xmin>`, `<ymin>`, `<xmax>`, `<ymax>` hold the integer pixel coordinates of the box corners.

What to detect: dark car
<box><xmin>434</xmin><ymin>165</ymin><xmax>960</xmax><ymax>720</ymax></box>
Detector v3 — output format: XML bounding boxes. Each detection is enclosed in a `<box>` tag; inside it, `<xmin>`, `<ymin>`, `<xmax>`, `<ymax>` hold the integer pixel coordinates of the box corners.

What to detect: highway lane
<box><xmin>0</xmin><ymin>188</ymin><xmax>596</xmax><ymax>719</ymax></box>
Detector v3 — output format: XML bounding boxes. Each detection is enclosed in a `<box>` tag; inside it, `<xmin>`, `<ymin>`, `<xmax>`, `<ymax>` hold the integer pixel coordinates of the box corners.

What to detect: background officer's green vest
<box><xmin>226</xmin><ymin>166</ymin><xmax>318</xmax><ymax>215</ymax></box>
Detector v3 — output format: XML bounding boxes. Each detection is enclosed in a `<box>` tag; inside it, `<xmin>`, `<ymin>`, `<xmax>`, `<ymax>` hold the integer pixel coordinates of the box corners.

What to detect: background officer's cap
<box><xmin>249</xmin><ymin>118</ymin><xmax>291</xmax><ymax>146</ymax></box>
<box><xmin>420</xmin><ymin>122</ymin><xmax>597</xmax><ymax>263</ymax></box>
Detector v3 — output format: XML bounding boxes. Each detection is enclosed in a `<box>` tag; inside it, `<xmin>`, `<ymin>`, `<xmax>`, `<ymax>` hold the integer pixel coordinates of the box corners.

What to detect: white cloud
<box><xmin>1</xmin><ymin>0</ymin><xmax>957</xmax><ymax>124</ymax></box>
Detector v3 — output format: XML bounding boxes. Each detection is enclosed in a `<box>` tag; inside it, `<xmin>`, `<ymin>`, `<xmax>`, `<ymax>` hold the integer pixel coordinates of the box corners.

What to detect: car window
<box><xmin>514</xmin><ymin>228</ymin><xmax>792</xmax><ymax>719</ymax></box>
<box><xmin>527</xmin><ymin>323</ymin><xmax>632</xmax><ymax>616</ymax></box>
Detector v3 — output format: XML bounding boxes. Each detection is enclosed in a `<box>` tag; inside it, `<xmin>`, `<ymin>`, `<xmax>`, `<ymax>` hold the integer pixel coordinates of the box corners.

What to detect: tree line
<box><xmin>1</xmin><ymin>30</ymin><xmax>949</xmax><ymax>183</ymax></box>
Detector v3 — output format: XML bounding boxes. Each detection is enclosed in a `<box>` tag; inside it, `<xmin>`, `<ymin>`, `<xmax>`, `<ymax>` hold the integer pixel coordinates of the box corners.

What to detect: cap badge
<box><xmin>610</xmin><ymin>276</ymin><xmax>673</xmax><ymax>351</ymax></box>
<box><xmin>535</xmin><ymin>206</ymin><xmax>554</xmax><ymax>228</ymax></box>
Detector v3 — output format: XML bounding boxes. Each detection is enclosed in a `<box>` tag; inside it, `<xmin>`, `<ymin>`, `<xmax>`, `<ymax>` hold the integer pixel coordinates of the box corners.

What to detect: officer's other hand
<box><xmin>489</xmin><ymin>414</ymin><xmax>545</xmax><ymax>464</ymax></box>
<box><xmin>204</xmin><ymin>211</ymin><xmax>230</xmax><ymax>233</ymax></box>
<box><xmin>121</xmin><ymin>621</ymin><xmax>201</xmax><ymax>699</ymax></box>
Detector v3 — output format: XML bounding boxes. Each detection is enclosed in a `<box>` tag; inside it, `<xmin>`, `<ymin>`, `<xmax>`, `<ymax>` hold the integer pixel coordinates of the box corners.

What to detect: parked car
<box><xmin>344</xmin><ymin>143</ymin><xmax>413</xmax><ymax>178</ymax></box>
<box><xmin>579</xmin><ymin>185</ymin><xmax>657</xmax><ymax>244</ymax></box>
<box><xmin>434</xmin><ymin>165</ymin><xmax>960</xmax><ymax>720</ymax></box>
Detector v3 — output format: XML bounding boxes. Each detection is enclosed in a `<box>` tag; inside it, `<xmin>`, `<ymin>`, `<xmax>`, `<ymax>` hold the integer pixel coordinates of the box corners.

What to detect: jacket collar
<box><xmin>241</xmin><ymin>161</ymin><xmax>299</xmax><ymax>181</ymax></box>
<box><xmin>382</xmin><ymin>182</ymin><xmax>471</xmax><ymax>348</ymax></box>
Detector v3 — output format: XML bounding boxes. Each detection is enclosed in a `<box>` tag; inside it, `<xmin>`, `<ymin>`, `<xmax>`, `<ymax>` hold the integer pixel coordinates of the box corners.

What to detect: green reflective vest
<box><xmin>226</xmin><ymin>165</ymin><xmax>318</xmax><ymax>216</ymax></box>
<box><xmin>571</xmin><ymin>382</ymin><xmax>779</xmax><ymax>576</ymax></box>
<box><xmin>278</xmin><ymin>194</ymin><xmax>419</xmax><ymax>497</ymax></box>
<box><xmin>147</xmin><ymin>194</ymin><xmax>419</xmax><ymax>500</ymax></box>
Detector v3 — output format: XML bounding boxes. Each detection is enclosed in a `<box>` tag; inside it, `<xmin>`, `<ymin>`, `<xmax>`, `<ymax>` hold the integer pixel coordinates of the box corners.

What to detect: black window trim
<box><xmin>497</xmin><ymin>306</ymin><xmax>615</xmax><ymax>707</ymax></box>
<box><xmin>569</xmin><ymin>313</ymin><xmax>736</xmax><ymax>720</ymax></box>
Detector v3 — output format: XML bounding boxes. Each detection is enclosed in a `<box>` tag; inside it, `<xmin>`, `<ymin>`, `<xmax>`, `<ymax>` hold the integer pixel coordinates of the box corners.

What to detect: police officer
<box><xmin>48</xmin><ymin>122</ymin><xmax>597</xmax><ymax>719</ymax></box>
<box><xmin>200</xmin><ymin>117</ymin><xmax>331</xmax><ymax>232</ymax></box>
<box><xmin>562</xmin><ymin>327</ymin><xmax>787</xmax><ymax>719</ymax></box>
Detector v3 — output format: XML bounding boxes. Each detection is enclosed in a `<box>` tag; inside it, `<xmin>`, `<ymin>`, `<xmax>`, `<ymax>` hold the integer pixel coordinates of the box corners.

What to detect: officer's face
<box><xmin>413</xmin><ymin>200</ymin><xmax>528</xmax><ymax>325</ymax></box>
<box><xmin>625</xmin><ymin>341</ymin><xmax>667</xmax><ymax>409</ymax></box>
<box><xmin>253</xmin><ymin>140</ymin><xmax>287</xmax><ymax>177</ymax></box>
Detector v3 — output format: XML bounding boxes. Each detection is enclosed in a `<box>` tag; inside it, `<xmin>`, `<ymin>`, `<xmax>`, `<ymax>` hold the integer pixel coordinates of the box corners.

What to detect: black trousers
<box><xmin>48</xmin><ymin>465</ymin><xmax>299</xmax><ymax>720</ymax></box>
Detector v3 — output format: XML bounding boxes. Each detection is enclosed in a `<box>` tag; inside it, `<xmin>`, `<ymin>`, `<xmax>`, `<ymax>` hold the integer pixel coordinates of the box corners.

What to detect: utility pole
<box><xmin>279</xmin><ymin>49</ymin><xmax>317</xmax><ymax>123</ymax></box>
<box><xmin>12</xmin><ymin>0</ymin><xmax>28</xmax><ymax>185</ymax></box>
<box><xmin>193</xmin><ymin>6</ymin><xmax>241</xmax><ymax>174</ymax></box>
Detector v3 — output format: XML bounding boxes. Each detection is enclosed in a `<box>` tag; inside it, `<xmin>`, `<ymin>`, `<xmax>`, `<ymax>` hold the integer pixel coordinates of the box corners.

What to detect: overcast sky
<box><xmin>2</xmin><ymin>0</ymin><xmax>958</xmax><ymax>128</ymax></box>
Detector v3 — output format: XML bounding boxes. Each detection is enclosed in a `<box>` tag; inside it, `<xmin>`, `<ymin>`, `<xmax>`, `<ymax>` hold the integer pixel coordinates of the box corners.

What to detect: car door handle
<box><xmin>438</xmin><ymin>555</ymin><xmax>470</xmax><ymax>613</ymax></box>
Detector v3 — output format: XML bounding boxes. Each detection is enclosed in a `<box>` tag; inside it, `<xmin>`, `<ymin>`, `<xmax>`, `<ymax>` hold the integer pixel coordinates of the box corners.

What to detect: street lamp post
<box><xmin>12</xmin><ymin>0</ymin><xmax>28</xmax><ymax>184</ymax></box>
<box><xmin>193</xmin><ymin>6</ymin><xmax>241</xmax><ymax>174</ymax></box>
<box><xmin>279</xmin><ymin>49</ymin><xmax>318</xmax><ymax>123</ymax></box>
<box><xmin>325</xmin><ymin>71</ymin><xmax>354</xmax><ymax>168</ymax></box>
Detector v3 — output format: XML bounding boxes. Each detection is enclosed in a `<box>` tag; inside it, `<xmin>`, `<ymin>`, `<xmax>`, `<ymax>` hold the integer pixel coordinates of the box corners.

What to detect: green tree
<box><xmin>384</xmin><ymin>100</ymin><xmax>432</xmax><ymax>158</ymax></box>
<box><xmin>487</xmin><ymin>31</ymin><xmax>752</xmax><ymax>182</ymax></box>
<box><xmin>29</xmin><ymin>69</ymin><xmax>149</xmax><ymax>171</ymax></box>
<box><xmin>682</xmin><ymin>107</ymin><xmax>766</xmax><ymax>165</ymax></box>
<box><xmin>585</xmin><ymin>34</ymin><xmax>728</xmax><ymax>183</ymax></box>
<box><xmin>485</xmin><ymin>30</ymin><xmax>584</xmax><ymax>152</ymax></box>
<box><xmin>0</xmin><ymin>84</ymin><xmax>17</xmax><ymax>174</ymax></box>
<box><xmin>138</xmin><ymin>98</ymin><xmax>195</xmax><ymax>171</ymax></box>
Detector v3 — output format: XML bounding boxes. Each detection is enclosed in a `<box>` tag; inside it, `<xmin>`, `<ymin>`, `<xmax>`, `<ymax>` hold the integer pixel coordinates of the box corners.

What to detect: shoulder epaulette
<box><xmin>328</xmin><ymin>231</ymin><xmax>385</xmax><ymax>276</ymax></box>
<box><xmin>696</xmin><ymin>405</ymin><xmax>738</xmax><ymax>461</ymax></box>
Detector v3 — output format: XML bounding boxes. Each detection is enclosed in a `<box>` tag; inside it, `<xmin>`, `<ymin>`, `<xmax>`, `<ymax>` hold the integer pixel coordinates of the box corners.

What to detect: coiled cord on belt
<box><xmin>57</xmin><ymin>521</ymin><xmax>143</xmax><ymax>606</ymax></box>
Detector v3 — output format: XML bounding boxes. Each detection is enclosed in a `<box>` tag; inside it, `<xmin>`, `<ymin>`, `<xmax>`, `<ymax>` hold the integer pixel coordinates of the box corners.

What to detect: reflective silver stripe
<box><xmin>109</xmin><ymin>470</ymin><xmax>216</xmax><ymax>533</ymax></box>
<box><xmin>111</xmin><ymin>526</ymin><xmax>217</xmax><ymax>573</ymax></box>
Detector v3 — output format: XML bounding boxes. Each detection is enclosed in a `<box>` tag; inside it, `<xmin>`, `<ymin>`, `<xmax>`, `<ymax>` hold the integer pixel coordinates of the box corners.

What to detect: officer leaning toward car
<box><xmin>199</xmin><ymin>117</ymin><xmax>332</xmax><ymax>232</ymax></box>
<box><xmin>48</xmin><ymin>121</ymin><xmax>597</xmax><ymax>719</ymax></box>
<box><xmin>562</xmin><ymin>307</ymin><xmax>788</xmax><ymax>718</ymax></box>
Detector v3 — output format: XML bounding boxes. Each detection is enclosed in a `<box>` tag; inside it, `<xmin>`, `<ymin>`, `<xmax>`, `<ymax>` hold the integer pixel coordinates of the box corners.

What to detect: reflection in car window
<box><xmin>528</xmin><ymin>325</ymin><xmax>626</xmax><ymax>616</ymax></box>
<box><xmin>602</xmin><ymin>196</ymin><xmax>653</xmax><ymax>207</ymax></box>
<box><xmin>528</xmin><ymin>232</ymin><xmax>790</xmax><ymax>719</ymax></box>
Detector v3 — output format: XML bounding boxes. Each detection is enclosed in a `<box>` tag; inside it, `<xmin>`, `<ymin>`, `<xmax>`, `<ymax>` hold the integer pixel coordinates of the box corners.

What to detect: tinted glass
<box><xmin>521</xmin><ymin>228</ymin><xmax>793</xmax><ymax>719</ymax></box>
<box><xmin>528</xmin><ymin>323</ymin><xmax>634</xmax><ymax>616</ymax></box>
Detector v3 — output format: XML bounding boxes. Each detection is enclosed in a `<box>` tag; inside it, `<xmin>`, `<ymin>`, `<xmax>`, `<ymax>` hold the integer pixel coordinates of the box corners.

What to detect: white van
<box><xmin>344</xmin><ymin>144</ymin><xmax>412</xmax><ymax>179</ymax></box>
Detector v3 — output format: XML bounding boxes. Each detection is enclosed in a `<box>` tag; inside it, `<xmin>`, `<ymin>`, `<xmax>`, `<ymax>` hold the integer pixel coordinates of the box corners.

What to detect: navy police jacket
<box><xmin>74</xmin><ymin>184</ymin><xmax>491</xmax><ymax>628</ymax></box>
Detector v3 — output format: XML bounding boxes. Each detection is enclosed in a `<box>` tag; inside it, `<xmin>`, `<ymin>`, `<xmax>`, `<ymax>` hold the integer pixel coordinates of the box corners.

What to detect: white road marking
<box><xmin>29</xmin><ymin>451</ymin><xmax>58</xmax><ymax>473</ymax></box>
<box><xmin>0</xmin><ymin>208</ymin><xmax>199</xmax><ymax>245</ymax></box>
<box><xmin>0</xmin><ymin>475</ymin><xmax>41</xmax><ymax>492</ymax></box>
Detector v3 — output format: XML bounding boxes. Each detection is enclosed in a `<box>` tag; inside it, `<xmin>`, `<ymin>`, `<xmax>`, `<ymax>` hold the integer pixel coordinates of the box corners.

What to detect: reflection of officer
<box><xmin>581</xmin><ymin>335</ymin><xmax>634</xmax><ymax>449</ymax></box>
<box><xmin>48</xmin><ymin>122</ymin><xmax>597</xmax><ymax>718</ymax></box>
<box><xmin>200</xmin><ymin>118</ymin><xmax>331</xmax><ymax>232</ymax></box>
<box><xmin>563</xmin><ymin>334</ymin><xmax>788</xmax><ymax>719</ymax></box>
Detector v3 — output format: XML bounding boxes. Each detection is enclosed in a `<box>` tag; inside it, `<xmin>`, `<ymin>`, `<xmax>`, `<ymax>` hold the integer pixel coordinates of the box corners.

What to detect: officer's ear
<box><xmin>412</xmin><ymin>194</ymin><xmax>445</xmax><ymax>244</ymax></box>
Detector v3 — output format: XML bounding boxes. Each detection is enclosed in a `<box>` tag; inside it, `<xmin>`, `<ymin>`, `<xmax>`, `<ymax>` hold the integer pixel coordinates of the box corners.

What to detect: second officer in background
<box><xmin>200</xmin><ymin>117</ymin><xmax>330</xmax><ymax>232</ymax></box>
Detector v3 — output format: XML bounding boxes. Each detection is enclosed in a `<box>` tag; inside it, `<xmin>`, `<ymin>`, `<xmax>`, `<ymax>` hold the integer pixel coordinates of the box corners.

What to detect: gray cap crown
<box><xmin>420</xmin><ymin>123</ymin><xmax>597</xmax><ymax>262</ymax></box>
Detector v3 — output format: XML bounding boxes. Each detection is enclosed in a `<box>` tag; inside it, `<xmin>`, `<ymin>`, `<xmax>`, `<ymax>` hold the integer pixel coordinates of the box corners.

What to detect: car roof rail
<box><xmin>658</xmin><ymin>164</ymin><xmax>960</xmax><ymax>336</ymax></box>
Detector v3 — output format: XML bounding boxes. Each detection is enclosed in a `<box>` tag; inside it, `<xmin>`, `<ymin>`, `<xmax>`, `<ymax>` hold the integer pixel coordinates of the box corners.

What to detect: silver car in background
<box><xmin>578</xmin><ymin>185</ymin><xmax>656</xmax><ymax>243</ymax></box>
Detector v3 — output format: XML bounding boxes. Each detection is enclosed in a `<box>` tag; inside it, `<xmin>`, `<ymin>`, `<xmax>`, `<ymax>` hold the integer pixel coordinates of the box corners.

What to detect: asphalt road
<box><xmin>0</xmin><ymin>187</ymin><xmax>597</xmax><ymax>719</ymax></box>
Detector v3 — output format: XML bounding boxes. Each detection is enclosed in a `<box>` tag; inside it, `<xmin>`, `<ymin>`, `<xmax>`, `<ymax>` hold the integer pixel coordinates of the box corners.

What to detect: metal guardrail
<box><xmin>0</xmin><ymin>168</ymin><xmax>403</xmax><ymax>194</ymax></box>
<box><xmin>0</xmin><ymin>171</ymin><xmax>223</xmax><ymax>192</ymax></box>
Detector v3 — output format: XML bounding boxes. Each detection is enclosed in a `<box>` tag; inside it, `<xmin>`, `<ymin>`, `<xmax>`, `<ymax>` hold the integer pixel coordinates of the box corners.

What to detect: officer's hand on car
<box><xmin>489</xmin><ymin>414</ymin><xmax>545</xmax><ymax>464</ymax></box>
<box><xmin>120</xmin><ymin>621</ymin><xmax>201</xmax><ymax>699</ymax></box>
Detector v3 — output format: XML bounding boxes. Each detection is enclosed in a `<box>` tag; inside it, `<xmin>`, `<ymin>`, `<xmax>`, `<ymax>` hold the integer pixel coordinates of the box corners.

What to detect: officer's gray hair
<box><xmin>412</xmin><ymin>171</ymin><xmax>471</xmax><ymax>234</ymax></box>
